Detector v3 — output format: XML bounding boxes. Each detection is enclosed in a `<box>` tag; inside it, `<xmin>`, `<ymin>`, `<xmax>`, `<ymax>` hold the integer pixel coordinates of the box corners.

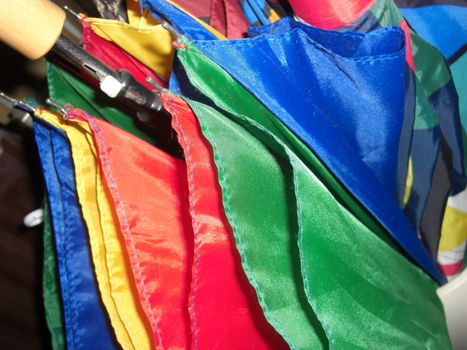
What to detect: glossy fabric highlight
<box><xmin>34</xmin><ymin>112</ymin><xmax>117</xmax><ymax>350</ymax></box>
<box><xmin>162</xmin><ymin>94</ymin><xmax>288</xmax><ymax>349</ymax></box>
<box><xmin>41</xmin><ymin>111</ymin><xmax>154</xmax><ymax>350</ymax></box>
<box><xmin>74</xmin><ymin>111</ymin><xmax>193</xmax><ymax>350</ymax></box>
<box><xmin>176</xmin><ymin>31</ymin><xmax>443</xmax><ymax>282</ymax></box>
<box><xmin>82</xmin><ymin>20</ymin><xmax>167</xmax><ymax>89</ymax></box>
<box><xmin>83</xmin><ymin>16</ymin><xmax>174</xmax><ymax>81</ymax></box>
<box><xmin>188</xmin><ymin>98</ymin><xmax>451</xmax><ymax>348</ymax></box>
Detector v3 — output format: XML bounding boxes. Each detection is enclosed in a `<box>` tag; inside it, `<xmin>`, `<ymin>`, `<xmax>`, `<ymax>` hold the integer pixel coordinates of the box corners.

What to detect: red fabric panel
<box><xmin>288</xmin><ymin>0</ymin><xmax>374</xmax><ymax>29</ymax></box>
<box><xmin>162</xmin><ymin>94</ymin><xmax>288</xmax><ymax>349</ymax></box>
<box><xmin>399</xmin><ymin>20</ymin><xmax>416</xmax><ymax>71</ymax></box>
<box><xmin>81</xmin><ymin>20</ymin><xmax>167</xmax><ymax>88</ymax></box>
<box><xmin>68</xmin><ymin>109</ymin><xmax>192</xmax><ymax>350</ymax></box>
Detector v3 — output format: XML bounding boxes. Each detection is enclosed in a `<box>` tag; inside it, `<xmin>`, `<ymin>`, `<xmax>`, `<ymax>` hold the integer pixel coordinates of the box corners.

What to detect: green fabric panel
<box><xmin>414</xmin><ymin>76</ymin><xmax>439</xmax><ymax>129</ymax></box>
<box><xmin>46</xmin><ymin>61</ymin><xmax>154</xmax><ymax>143</ymax></box>
<box><xmin>410</xmin><ymin>32</ymin><xmax>452</xmax><ymax>97</ymax></box>
<box><xmin>187</xmin><ymin>99</ymin><xmax>327</xmax><ymax>349</ymax></box>
<box><xmin>43</xmin><ymin>202</ymin><xmax>66</xmax><ymax>350</ymax></box>
<box><xmin>188</xmin><ymin>98</ymin><xmax>451</xmax><ymax>349</ymax></box>
<box><xmin>291</xmin><ymin>155</ymin><xmax>451</xmax><ymax>349</ymax></box>
<box><xmin>369</xmin><ymin>0</ymin><xmax>403</xmax><ymax>26</ymax></box>
<box><xmin>177</xmin><ymin>42</ymin><xmax>393</xmax><ymax>247</ymax></box>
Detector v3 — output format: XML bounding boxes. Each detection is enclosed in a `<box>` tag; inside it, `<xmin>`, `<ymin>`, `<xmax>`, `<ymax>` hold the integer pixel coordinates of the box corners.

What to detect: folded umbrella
<box><xmin>171</xmin><ymin>24</ymin><xmax>444</xmax><ymax>282</ymax></box>
<box><xmin>163</xmin><ymin>93</ymin><xmax>289</xmax><ymax>349</ymax></box>
<box><xmin>68</xmin><ymin>109</ymin><xmax>193</xmax><ymax>350</ymax></box>
<box><xmin>40</xmin><ymin>111</ymin><xmax>154</xmax><ymax>350</ymax></box>
<box><xmin>186</xmin><ymin>97</ymin><xmax>451</xmax><ymax>348</ymax></box>
<box><xmin>34</xmin><ymin>111</ymin><xmax>118</xmax><ymax>350</ymax></box>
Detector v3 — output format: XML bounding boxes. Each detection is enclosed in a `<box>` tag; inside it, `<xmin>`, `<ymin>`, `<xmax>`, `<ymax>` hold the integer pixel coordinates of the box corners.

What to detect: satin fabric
<box><xmin>176</xmin><ymin>41</ymin><xmax>393</xmax><ymax>247</ymax></box>
<box><xmin>175</xmin><ymin>34</ymin><xmax>444</xmax><ymax>282</ymax></box>
<box><xmin>82</xmin><ymin>21</ymin><xmax>166</xmax><ymax>89</ymax></box>
<box><xmin>47</xmin><ymin>61</ymin><xmax>154</xmax><ymax>144</ymax></box>
<box><xmin>395</xmin><ymin>0</ymin><xmax>467</xmax><ymax>277</ymax></box>
<box><xmin>67</xmin><ymin>110</ymin><xmax>192</xmax><ymax>350</ymax></box>
<box><xmin>43</xmin><ymin>203</ymin><xmax>66</xmax><ymax>350</ymax></box>
<box><xmin>294</xmin><ymin>0</ymin><xmax>465</xmax><ymax>267</ymax></box>
<box><xmin>187</xmin><ymin>98</ymin><xmax>451</xmax><ymax>349</ymax></box>
<box><xmin>162</xmin><ymin>93</ymin><xmax>288</xmax><ymax>349</ymax></box>
<box><xmin>289</xmin><ymin>0</ymin><xmax>374</xmax><ymax>29</ymax></box>
<box><xmin>82</xmin><ymin>15</ymin><xmax>174</xmax><ymax>81</ymax></box>
<box><xmin>34</xmin><ymin>111</ymin><xmax>117</xmax><ymax>350</ymax></box>
<box><xmin>40</xmin><ymin>112</ymin><xmax>153</xmax><ymax>350</ymax></box>
<box><xmin>244</xmin><ymin>18</ymin><xmax>405</xmax><ymax>196</ymax></box>
<box><xmin>142</xmin><ymin>0</ymin><xmax>226</xmax><ymax>39</ymax></box>
<box><xmin>185</xmin><ymin>99</ymin><xmax>327</xmax><ymax>349</ymax></box>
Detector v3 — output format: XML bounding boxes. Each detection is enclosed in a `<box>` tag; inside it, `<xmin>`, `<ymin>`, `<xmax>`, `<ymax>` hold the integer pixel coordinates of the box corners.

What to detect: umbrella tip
<box><xmin>63</xmin><ymin>5</ymin><xmax>81</xmax><ymax>20</ymax></box>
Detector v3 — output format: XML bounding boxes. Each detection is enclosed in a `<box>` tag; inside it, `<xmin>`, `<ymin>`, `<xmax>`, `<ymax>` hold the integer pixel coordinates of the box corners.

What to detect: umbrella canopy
<box><xmin>185</xmin><ymin>97</ymin><xmax>451</xmax><ymax>348</ymax></box>
<box><xmin>288</xmin><ymin>0</ymin><xmax>466</xmax><ymax>261</ymax></box>
<box><xmin>39</xmin><ymin>111</ymin><xmax>153</xmax><ymax>350</ymax></box>
<box><xmin>163</xmin><ymin>94</ymin><xmax>289</xmax><ymax>349</ymax></box>
<box><xmin>34</xmin><ymin>112</ymin><xmax>118</xmax><ymax>350</ymax></box>
<box><xmin>172</xmin><ymin>30</ymin><xmax>443</xmax><ymax>282</ymax></box>
<box><xmin>75</xmin><ymin>110</ymin><xmax>193</xmax><ymax>350</ymax></box>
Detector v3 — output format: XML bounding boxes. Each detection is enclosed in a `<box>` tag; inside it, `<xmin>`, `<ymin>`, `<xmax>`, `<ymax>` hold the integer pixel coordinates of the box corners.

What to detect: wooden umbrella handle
<box><xmin>0</xmin><ymin>0</ymin><xmax>66</xmax><ymax>60</ymax></box>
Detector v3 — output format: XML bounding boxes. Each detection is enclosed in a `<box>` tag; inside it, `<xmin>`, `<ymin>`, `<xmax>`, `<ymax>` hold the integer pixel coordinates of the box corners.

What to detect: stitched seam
<box><xmin>170</xmin><ymin>104</ymin><xmax>201</xmax><ymax>350</ymax></box>
<box><xmin>71</xmin><ymin>124</ymin><xmax>135</xmax><ymax>349</ymax></box>
<box><xmin>193</xmin><ymin>28</ymin><xmax>404</xmax><ymax>62</ymax></box>
<box><xmin>87</xmin><ymin>116</ymin><xmax>165</xmax><ymax>350</ymax></box>
<box><xmin>293</xmin><ymin>163</ymin><xmax>335</xmax><ymax>349</ymax></box>
<box><xmin>197</xmin><ymin>114</ymin><xmax>298</xmax><ymax>350</ymax></box>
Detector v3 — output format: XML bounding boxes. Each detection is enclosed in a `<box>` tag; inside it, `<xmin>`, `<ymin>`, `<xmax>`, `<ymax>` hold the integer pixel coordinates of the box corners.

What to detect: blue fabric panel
<box><xmin>401</xmin><ymin>5</ymin><xmax>467</xmax><ymax>59</ymax></box>
<box><xmin>34</xmin><ymin>120</ymin><xmax>117</xmax><ymax>350</ymax></box>
<box><xmin>191</xmin><ymin>22</ymin><xmax>444</xmax><ymax>283</ymax></box>
<box><xmin>142</xmin><ymin>0</ymin><xmax>217</xmax><ymax>40</ymax></box>
<box><xmin>429</xmin><ymin>79</ymin><xmax>466</xmax><ymax>192</ymax></box>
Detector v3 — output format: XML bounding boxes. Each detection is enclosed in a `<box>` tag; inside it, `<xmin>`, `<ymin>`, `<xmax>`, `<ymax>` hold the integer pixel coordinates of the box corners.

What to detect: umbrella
<box><xmin>170</xmin><ymin>22</ymin><xmax>444</xmax><ymax>282</ymax></box>
<box><xmin>34</xmin><ymin>112</ymin><xmax>118</xmax><ymax>350</ymax></box>
<box><xmin>83</xmin><ymin>21</ymin><xmax>288</xmax><ymax>348</ymax></box>
<box><xmin>163</xmin><ymin>93</ymin><xmax>289</xmax><ymax>349</ymax></box>
<box><xmin>82</xmin><ymin>15</ymin><xmax>173</xmax><ymax>82</ymax></box>
<box><xmin>184</xmin><ymin>97</ymin><xmax>451</xmax><ymax>348</ymax></box>
<box><xmin>289</xmin><ymin>0</ymin><xmax>466</xmax><ymax>260</ymax></box>
<box><xmin>78</xmin><ymin>110</ymin><xmax>193</xmax><ymax>350</ymax></box>
<box><xmin>39</xmin><ymin>111</ymin><xmax>153</xmax><ymax>350</ymax></box>
<box><xmin>395</xmin><ymin>0</ymin><xmax>467</xmax><ymax>278</ymax></box>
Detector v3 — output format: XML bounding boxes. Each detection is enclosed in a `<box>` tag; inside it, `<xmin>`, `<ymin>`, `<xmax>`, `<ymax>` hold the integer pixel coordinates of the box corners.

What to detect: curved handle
<box><xmin>0</xmin><ymin>0</ymin><xmax>66</xmax><ymax>59</ymax></box>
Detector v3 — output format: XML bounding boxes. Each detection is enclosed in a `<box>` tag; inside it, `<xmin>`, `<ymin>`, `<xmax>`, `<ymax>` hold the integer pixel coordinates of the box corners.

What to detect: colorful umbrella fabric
<box><xmin>34</xmin><ymin>111</ymin><xmax>118</xmax><ymax>350</ymax></box>
<box><xmin>43</xmin><ymin>204</ymin><xmax>66</xmax><ymax>350</ymax></box>
<box><xmin>39</xmin><ymin>111</ymin><xmax>153</xmax><ymax>350</ymax></box>
<box><xmin>185</xmin><ymin>97</ymin><xmax>451</xmax><ymax>348</ymax></box>
<box><xmin>169</xmin><ymin>23</ymin><xmax>444</xmax><ymax>282</ymax></box>
<box><xmin>25</xmin><ymin>0</ymin><xmax>463</xmax><ymax>347</ymax></box>
<box><xmin>394</xmin><ymin>0</ymin><xmax>467</xmax><ymax>278</ymax></box>
<box><xmin>287</xmin><ymin>0</ymin><xmax>466</xmax><ymax>265</ymax></box>
<box><xmin>163</xmin><ymin>94</ymin><xmax>289</xmax><ymax>349</ymax></box>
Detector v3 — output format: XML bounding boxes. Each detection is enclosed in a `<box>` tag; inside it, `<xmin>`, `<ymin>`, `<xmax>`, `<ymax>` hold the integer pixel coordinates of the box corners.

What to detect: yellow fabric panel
<box><xmin>127</xmin><ymin>0</ymin><xmax>160</xmax><ymax>27</ymax></box>
<box><xmin>268</xmin><ymin>9</ymin><xmax>281</xmax><ymax>23</ymax></box>
<box><xmin>38</xmin><ymin>110</ymin><xmax>153</xmax><ymax>350</ymax></box>
<box><xmin>83</xmin><ymin>17</ymin><xmax>174</xmax><ymax>81</ymax></box>
<box><xmin>403</xmin><ymin>158</ymin><xmax>413</xmax><ymax>207</ymax></box>
<box><xmin>439</xmin><ymin>206</ymin><xmax>467</xmax><ymax>253</ymax></box>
